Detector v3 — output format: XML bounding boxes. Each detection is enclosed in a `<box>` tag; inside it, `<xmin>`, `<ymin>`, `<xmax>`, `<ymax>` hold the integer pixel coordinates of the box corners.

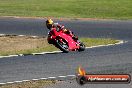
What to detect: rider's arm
<box><xmin>54</xmin><ymin>23</ymin><xmax>64</xmax><ymax>31</ymax></box>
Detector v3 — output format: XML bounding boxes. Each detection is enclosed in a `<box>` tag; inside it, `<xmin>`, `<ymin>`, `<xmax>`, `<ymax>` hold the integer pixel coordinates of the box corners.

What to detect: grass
<box><xmin>0</xmin><ymin>35</ymin><xmax>119</xmax><ymax>56</ymax></box>
<box><xmin>80</xmin><ymin>38</ymin><xmax>119</xmax><ymax>47</ymax></box>
<box><xmin>0</xmin><ymin>0</ymin><xmax>132</xmax><ymax>19</ymax></box>
<box><xmin>0</xmin><ymin>80</ymin><xmax>56</xmax><ymax>88</ymax></box>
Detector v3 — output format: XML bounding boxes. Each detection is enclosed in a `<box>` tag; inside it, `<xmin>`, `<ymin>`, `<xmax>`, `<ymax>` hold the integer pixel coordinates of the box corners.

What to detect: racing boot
<box><xmin>72</xmin><ymin>35</ymin><xmax>80</xmax><ymax>43</ymax></box>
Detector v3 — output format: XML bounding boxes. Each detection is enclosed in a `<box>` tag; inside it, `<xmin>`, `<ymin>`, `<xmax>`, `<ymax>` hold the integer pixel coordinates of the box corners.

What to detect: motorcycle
<box><xmin>47</xmin><ymin>28</ymin><xmax>85</xmax><ymax>53</ymax></box>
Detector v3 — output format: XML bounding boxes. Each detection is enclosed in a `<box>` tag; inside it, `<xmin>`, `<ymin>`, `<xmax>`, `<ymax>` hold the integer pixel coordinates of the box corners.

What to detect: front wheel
<box><xmin>78</xmin><ymin>42</ymin><xmax>85</xmax><ymax>51</ymax></box>
<box><xmin>55</xmin><ymin>39</ymin><xmax>69</xmax><ymax>53</ymax></box>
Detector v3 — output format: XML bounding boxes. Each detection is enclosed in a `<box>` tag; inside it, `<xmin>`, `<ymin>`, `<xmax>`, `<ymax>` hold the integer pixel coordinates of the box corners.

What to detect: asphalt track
<box><xmin>0</xmin><ymin>17</ymin><xmax>132</xmax><ymax>88</ymax></box>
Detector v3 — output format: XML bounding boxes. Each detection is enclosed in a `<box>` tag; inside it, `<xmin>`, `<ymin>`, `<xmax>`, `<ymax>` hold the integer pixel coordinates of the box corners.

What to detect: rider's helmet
<box><xmin>46</xmin><ymin>19</ymin><xmax>53</xmax><ymax>30</ymax></box>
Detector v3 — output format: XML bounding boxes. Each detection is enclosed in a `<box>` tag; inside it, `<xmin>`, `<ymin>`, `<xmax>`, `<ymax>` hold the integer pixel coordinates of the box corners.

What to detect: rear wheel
<box><xmin>56</xmin><ymin>38</ymin><xmax>69</xmax><ymax>53</ymax></box>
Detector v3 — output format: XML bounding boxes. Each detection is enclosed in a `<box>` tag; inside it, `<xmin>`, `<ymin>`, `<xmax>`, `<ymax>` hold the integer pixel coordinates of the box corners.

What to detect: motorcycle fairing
<box><xmin>50</xmin><ymin>29</ymin><xmax>79</xmax><ymax>50</ymax></box>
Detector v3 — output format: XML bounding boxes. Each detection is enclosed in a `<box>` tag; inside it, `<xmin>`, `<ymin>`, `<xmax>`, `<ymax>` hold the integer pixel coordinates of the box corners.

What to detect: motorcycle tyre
<box><xmin>78</xmin><ymin>42</ymin><xmax>85</xmax><ymax>51</ymax></box>
<box><xmin>55</xmin><ymin>39</ymin><xmax>69</xmax><ymax>53</ymax></box>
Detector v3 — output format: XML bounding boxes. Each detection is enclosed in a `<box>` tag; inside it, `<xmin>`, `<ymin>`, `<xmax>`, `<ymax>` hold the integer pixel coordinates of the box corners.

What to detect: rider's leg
<box><xmin>63</xmin><ymin>29</ymin><xmax>79</xmax><ymax>41</ymax></box>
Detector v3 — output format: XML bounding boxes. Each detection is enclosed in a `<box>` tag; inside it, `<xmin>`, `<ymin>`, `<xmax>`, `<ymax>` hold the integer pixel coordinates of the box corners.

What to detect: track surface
<box><xmin>0</xmin><ymin>17</ymin><xmax>132</xmax><ymax>88</ymax></box>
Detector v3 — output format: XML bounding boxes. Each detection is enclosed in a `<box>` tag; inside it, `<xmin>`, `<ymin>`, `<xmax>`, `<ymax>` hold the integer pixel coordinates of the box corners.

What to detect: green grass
<box><xmin>0</xmin><ymin>36</ymin><xmax>119</xmax><ymax>56</ymax></box>
<box><xmin>0</xmin><ymin>46</ymin><xmax>59</xmax><ymax>56</ymax></box>
<box><xmin>0</xmin><ymin>0</ymin><xmax>132</xmax><ymax>19</ymax></box>
<box><xmin>80</xmin><ymin>38</ymin><xmax>119</xmax><ymax>47</ymax></box>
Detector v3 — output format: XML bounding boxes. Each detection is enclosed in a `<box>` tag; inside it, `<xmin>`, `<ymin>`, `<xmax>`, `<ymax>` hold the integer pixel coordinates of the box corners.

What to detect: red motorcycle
<box><xmin>47</xmin><ymin>28</ymin><xmax>85</xmax><ymax>53</ymax></box>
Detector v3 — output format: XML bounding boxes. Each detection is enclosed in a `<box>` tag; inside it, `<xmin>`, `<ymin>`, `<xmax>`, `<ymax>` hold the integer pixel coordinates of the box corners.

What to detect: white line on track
<box><xmin>18</xmin><ymin>35</ymin><xmax>25</xmax><ymax>37</ymax></box>
<box><xmin>22</xmin><ymin>80</ymin><xmax>30</xmax><ymax>82</ymax></box>
<box><xmin>0</xmin><ymin>34</ymin><xmax>5</xmax><ymax>36</ymax></box>
<box><xmin>14</xmin><ymin>81</ymin><xmax>23</xmax><ymax>83</ymax></box>
<box><xmin>0</xmin><ymin>75</ymin><xmax>77</xmax><ymax>85</ymax></box>
<box><xmin>6</xmin><ymin>82</ymin><xmax>14</xmax><ymax>84</ymax></box>
<box><xmin>31</xmin><ymin>36</ymin><xmax>38</xmax><ymax>38</ymax></box>
<box><xmin>39</xmin><ymin>78</ymin><xmax>48</xmax><ymax>80</ymax></box>
<box><xmin>9</xmin><ymin>55</ymin><xmax>19</xmax><ymax>57</ymax></box>
<box><xmin>0</xmin><ymin>38</ymin><xmax>125</xmax><ymax>59</ymax></box>
<box><xmin>32</xmin><ymin>79</ymin><xmax>39</xmax><ymax>81</ymax></box>
<box><xmin>48</xmin><ymin>77</ymin><xmax>56</xmax><ymax>79</ymax></box>
<box><xmin>0</xmin><ymin>83</ymin><xmax>6</xmax><ymax>85</ymax></box>
<box><xmin>58</xmin><ymin>76</ymin><xmax>67</xmax><ymax>78</ymax></box>
<box><xmin>66</xmin><ymin>75</ymin><xmax>76</xmax><ymax>77</ymax></box>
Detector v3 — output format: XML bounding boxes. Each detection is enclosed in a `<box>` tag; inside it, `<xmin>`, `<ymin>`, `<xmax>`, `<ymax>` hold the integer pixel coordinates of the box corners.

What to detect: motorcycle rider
<box><xmin>46</xmin><ymin>19</ymin><xmax>78</xmax><ymax>43</ymax></box>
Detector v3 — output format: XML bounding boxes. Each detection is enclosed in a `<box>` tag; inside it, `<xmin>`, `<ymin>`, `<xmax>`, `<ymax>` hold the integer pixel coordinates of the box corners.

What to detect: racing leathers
<box><xmin>53</xmin><ymin>23</ymin><xmax>78</xmax><ymax>41</ymax></box>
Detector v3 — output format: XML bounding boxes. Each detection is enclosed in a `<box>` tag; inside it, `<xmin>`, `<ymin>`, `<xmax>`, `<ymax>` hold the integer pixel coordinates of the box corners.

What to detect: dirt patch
<box><xmin>0</xmin><ymin>35</ymin><xmax>57</xmax><ymax>56</ymax></box>
<box><xmin>0</xmin><ymin>36</ymin><xmax>47</xmax><ymax>52</ymax></box>
<box><xmin>0</xmin><ymin>80</ymin><xmax>56</xmax><ymax>88</ymax></box>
